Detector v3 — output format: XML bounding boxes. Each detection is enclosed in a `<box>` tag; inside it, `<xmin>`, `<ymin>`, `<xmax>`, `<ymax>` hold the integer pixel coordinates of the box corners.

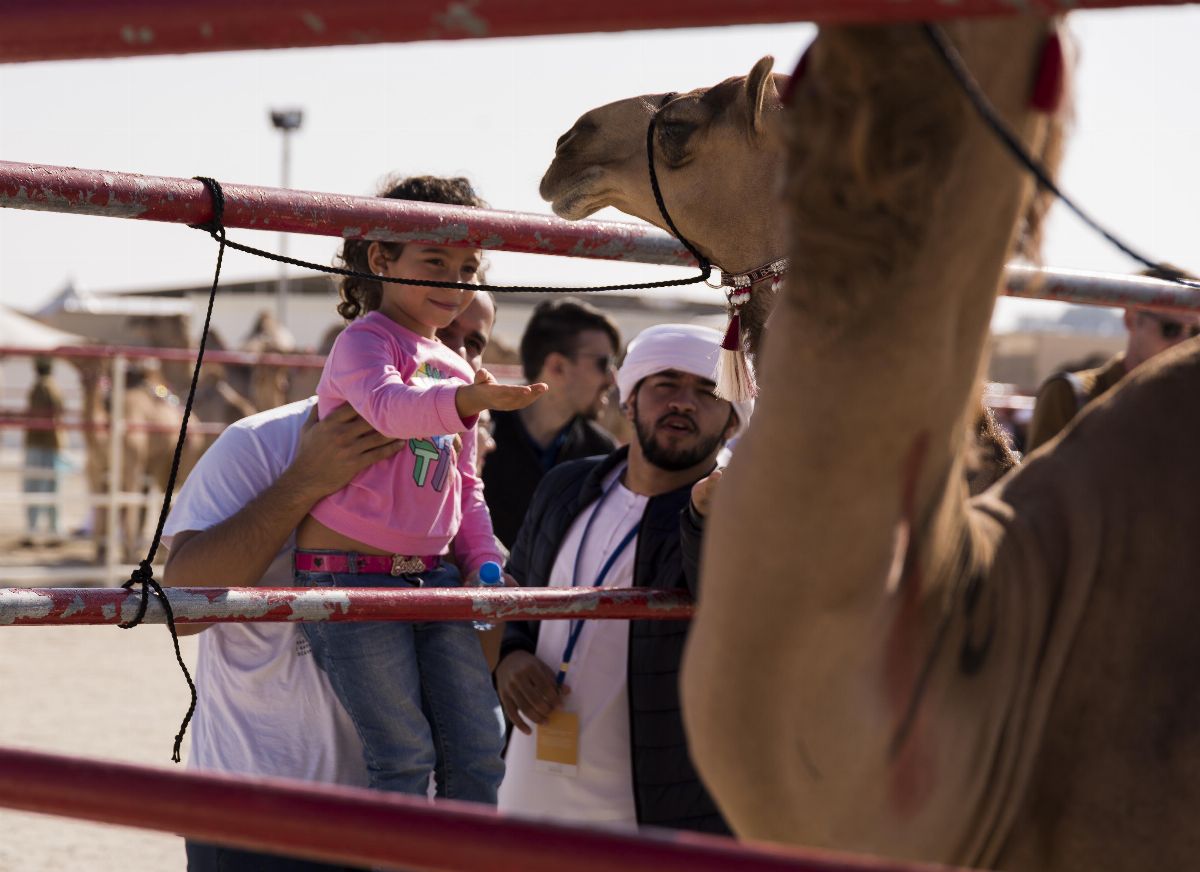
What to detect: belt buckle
<box><xmin>390</xmin><ymin>554</ymin><xmax>425</xmax><ymax>577</ymax></box>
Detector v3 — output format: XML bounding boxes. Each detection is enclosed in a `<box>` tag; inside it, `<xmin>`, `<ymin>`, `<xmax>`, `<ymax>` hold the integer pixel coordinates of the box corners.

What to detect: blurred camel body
<box><xmin>77</xmin><ymin>361</ymin><xmax>204</xmax><ymax>563</ymax></box>
<box><xmin>540</xmin><ymin>53</ymin><xmax>1015</xmax><ymax>492</ymax></box>
<box><xmin>664</xmin><ymin>18</ymin><xmax>1200</xmax><ymax>872</ymax></box>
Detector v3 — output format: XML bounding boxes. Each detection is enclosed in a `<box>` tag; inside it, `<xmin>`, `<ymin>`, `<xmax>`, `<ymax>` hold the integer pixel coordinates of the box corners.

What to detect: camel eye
<box><xmin>659</xmin><ymin>119</ymin><xmax>696</xmax><ymax>140</ymax></box>
<box><xmin>657</xmin><ymin>118</ymin><xmax>698</xmax><ymax>165</ymax></box>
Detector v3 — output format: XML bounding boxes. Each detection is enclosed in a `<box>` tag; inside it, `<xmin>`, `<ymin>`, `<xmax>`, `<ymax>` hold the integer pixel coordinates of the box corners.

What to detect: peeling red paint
<box><xmin>1006</xmin><ymin>264</ymin><xmax>1200</xmax><ymax>315</ymax></box>
<box><xmin>0</xmin><ymin>745</ymin><xmax>955</xmax><ymax>872</ymax></box>
<box><xmin>0</xmin><ymin>160</ymin><xmax>696</xmax><ymax>267</ymax></box>
<box><xmin>0</xmin><ymin>586</ymin><xmax>695</xmax><ymax>626</ymax></box>
<box><xmin>0</xmin><ymin>164</ymin><xmax>1189</xmax><ymax>313</ymax></box>
<box><xmin>0</xmin><ymin>1</ymin><xmax>1185</xmax><ymax>64</ymax></box>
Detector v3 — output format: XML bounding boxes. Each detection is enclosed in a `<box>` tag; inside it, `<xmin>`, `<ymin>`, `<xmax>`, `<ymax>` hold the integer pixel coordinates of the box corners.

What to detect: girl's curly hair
<box><xmin>335</xmin><ymin>176</ymin><xmax>486</xmax><ymax>321</ymax></box>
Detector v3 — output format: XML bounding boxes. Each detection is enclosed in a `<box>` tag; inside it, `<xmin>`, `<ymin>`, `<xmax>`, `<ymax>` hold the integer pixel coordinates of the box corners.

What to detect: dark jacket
<box><xmin>500</xmin><ymin>447</ymin><xmax>728</xmax><ymax>835</ymax></box>
<box><xmin>483</xmin><ymin>410</ymin><xmax>617</xmax><ymax>549</ymax></box>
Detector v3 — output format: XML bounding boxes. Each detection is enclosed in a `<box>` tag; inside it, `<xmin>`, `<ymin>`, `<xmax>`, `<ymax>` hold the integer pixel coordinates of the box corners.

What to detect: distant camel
<box><xmin>77</xmin><ymin>358</ymin><xmax>204</xmax><ymax>564</ymax></box>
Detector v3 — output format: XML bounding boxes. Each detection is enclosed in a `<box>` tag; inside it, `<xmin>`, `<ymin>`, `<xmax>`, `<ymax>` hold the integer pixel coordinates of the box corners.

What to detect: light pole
<box><xmin>269</xmin><ymin>107</ymin><xmax>303</xmax><ymax>329</ymax></box>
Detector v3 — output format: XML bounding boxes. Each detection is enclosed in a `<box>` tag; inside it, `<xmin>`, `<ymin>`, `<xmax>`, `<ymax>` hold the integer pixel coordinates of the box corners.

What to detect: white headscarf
<box><xmin>616</xmin><ymin>323</ymin><xmax>754</xmax><ymax>437</ymax></box>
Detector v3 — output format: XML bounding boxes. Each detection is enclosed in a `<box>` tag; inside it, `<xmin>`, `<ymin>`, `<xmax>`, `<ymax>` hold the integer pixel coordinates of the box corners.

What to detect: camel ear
<box><xmin>746</xmin><ymin>55</ymin><xmax>777</xmax><ymax>133</ymax></box>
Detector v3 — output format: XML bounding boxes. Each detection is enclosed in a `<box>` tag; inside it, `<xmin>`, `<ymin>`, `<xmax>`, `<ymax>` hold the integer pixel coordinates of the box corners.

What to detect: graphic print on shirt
<box><xmin>407</xmin><ymin>361</ymin><xmax>456</xmax><ymax>492</ymax></box>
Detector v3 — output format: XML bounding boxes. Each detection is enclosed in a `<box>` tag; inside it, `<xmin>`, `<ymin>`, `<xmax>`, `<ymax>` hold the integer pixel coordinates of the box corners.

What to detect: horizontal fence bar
<box><xmin>1006</xmin><ymin>264</ymin><xmax>1200</xmax><ymax>315</ymax></box>
<box><xmin>7</xmin><ymin>491</ymin><xmax>168</xmax><ymax>508</ymax></box>
<box><xmin>0</xmin><ymin>162</ymin><xmax>1195</xmax><ymax>313</ymax></box>
<box><xmin>0</xmin><ymin>343</ymin><xmax>328</xmax><ymax>368</ymax></box>
<box><xmin>0</xmin><ymin>414</ymin><xmax>227</xmax><ymax>435</ymax></box>
<box><xmin>0</xmin><ymin>161</ymin><xmax>695</xmax><ymax>267</ymax></box>
<box><xmin>0</xmin><ymin>0</ymin><xmax>1187</xmax><ymax>64</ymax></box>
<box><xmin>0</xmin><ymin>343</ymin><xmax>521</xmax><ymax>377</ymax></box>
<box><xmin>0</xmin><ymin>586</ymin><xmax>696</xmax><ymax>626</ymax></box>
<box><xmin>0</xmin><ymin>745</ymin><xmax>955</xmax><ymax>872</ymax></box>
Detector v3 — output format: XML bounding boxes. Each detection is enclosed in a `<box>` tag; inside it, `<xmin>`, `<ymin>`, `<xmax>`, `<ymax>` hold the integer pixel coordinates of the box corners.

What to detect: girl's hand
<box><xmin>455</xmin><ymin>368</ymin><xmax>548</xmax><ymax>419</ymax></box>
<box><xmin>464</xmin><ymin>566</ymin><xmax>518</xmax><ymax>587</ymax></box>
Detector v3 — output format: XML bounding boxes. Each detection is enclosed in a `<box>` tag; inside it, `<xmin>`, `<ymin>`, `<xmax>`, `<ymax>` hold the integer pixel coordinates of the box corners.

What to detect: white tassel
<box><xmin>715</xmin><ymin>307</ymin><xmax>758</xmax><ymax>401</ymax></box>
<box><xmin>716</xmin><ymin>346</ymin><xmax>758</xmax><ymax>402</ymax></box>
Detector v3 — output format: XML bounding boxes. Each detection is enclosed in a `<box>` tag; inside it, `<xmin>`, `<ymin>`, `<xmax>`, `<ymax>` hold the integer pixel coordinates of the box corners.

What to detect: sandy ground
<box><xmin>0</xmin><ymin>451</ymin><xmax>201</xmax><ymax>871</ymax></box>
<box><xmin>0</xmin><ymin>623</ymin><xmax>199</xmax><ymax>872</ymax></box>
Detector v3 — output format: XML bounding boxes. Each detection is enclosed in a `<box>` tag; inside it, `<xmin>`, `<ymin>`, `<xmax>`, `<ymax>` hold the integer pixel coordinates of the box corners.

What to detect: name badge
<box><xmin>535</xmin><ymin>710</ymin><xmax>580</xmax><ymax>777</ymax></box>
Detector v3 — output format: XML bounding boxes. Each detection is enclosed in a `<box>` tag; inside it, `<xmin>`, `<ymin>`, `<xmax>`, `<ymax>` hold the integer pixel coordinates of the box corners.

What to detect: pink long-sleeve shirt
<box><xmin>309</xmin><ymin>311</ymin><xmax>503</xmax><ymax>574</ymax></box>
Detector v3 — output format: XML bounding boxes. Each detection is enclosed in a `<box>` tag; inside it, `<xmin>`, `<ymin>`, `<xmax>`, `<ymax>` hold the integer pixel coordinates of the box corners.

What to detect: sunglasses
<box><xmin>1144</xmin><ymin>312</ymin><xmax>1200</xmax><ymax>341</ymax></box>
<box><xmin>572</xmin><ymin>351</ymin><xmax>614</xmax><ymax>373</ymax></box>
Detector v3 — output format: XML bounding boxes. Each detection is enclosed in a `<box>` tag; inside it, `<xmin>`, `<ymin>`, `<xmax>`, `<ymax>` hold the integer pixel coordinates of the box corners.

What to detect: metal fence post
<box><xmin>105</xmin><ymin>354</ymin><xmax>126</xmax><ymax>585</ymax></box>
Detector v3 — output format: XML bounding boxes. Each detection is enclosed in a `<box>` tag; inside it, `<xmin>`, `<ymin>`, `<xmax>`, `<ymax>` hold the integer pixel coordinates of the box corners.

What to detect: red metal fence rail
<box><xmin>0</xmin><ymin>586</ymin><xmax>695</xmax><ymax>626</ymax></box>
<box><xmin>0</xmin><ymin>162</ymin><xmax>1196</xmax><ymax>314</ymax></box>
<box><xmin>0</xmin><ymin>161</ymin><xmax>694</xmax><ymax>267</ymax></box>
<box><xmin>0</xmin><ymin>0</ymin><xmax>1189</xmax><ymax>64</ymax></box>
<box><xmin>0</xmin><ymin>745</ymin><xmax>960</xmax><ymax>872</ymax></box>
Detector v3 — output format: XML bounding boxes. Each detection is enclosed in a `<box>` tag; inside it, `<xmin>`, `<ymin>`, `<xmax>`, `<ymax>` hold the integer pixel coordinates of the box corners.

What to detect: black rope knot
<box><xmin>188</xmin><ymin>176</ymin><xmax>226</xmax><ymax>237</ymax></box>
<box><xmin>118</xmin><ymin>560</ymin><xmax>157</xmax><ymax>627</ymax></box>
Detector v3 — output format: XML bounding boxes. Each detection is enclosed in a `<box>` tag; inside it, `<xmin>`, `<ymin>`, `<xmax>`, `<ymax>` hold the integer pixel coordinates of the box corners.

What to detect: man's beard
<box><xmin>635</xmin><ymin>411</ymin><xmax>725</xmax><ymax>472</ymax></box>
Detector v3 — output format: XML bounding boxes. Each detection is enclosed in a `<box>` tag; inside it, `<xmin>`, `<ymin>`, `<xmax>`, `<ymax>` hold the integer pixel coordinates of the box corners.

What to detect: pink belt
<box><xmin>294</xmin><ymin>549</ymin><xmax>441</xmax><ymax>577</ymax></box>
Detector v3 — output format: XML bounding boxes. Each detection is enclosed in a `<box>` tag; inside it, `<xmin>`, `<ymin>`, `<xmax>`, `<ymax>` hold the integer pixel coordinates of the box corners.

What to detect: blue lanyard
<box><xmin>555</xmin><ymin>476</ymin><xmax>640</xmax><ymax>687</ymax></box>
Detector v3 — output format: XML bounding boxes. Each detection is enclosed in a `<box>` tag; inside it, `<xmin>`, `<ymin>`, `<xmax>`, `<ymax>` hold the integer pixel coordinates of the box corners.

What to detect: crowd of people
<box><xmin>158</xmin><ymin>174</ymin><xmax>744</xmax><ymax>870</ymax></box>
<box><xmin>21</xmin><ymin>171</ymin><xmax>1181</xmax><ymax>870</ymax></box>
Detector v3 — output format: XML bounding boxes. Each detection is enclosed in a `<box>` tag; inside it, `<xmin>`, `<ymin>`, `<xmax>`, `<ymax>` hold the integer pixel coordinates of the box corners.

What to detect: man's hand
<box><xmin>456</xmin><ymin>368</ymin><xmax>548</xmax><ymax>420</ymax></box>
<box><xmin>495</xmin><ymin>650</ymin><xmax>570</xmax><ymax>735</ymax></box>
<box><xmin>284</xmin><ymin>404</ymin><xmax>403</xmax><ymax>501</ymax></box>
<box><xmin>690</xmin><ymin>467</ymin><xmax>724</xmax><ymax>517</ymax></box>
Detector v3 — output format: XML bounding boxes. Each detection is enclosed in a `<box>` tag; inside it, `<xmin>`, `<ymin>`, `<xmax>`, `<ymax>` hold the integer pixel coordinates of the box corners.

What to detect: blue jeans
<box><xmin>23</xmin><ymin>446</ymin><xmax>59</xmax><ymax>534</ymax></box>
<box><xmin>297</xmin><ymin>559</ymin><xmax>505</xmax><ymax>804</ymax></box>
<box><xmin>185</xmin><ymin>840</ymin><xmax>367</xmax><ymax>872</ymax></box>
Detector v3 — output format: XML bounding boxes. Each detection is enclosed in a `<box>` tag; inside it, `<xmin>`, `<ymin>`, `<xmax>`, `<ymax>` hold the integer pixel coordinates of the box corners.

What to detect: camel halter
<box><xmin>647</xmin><ymin>93</ymin><xmax>783</xmax><ymax>401</ymax></box>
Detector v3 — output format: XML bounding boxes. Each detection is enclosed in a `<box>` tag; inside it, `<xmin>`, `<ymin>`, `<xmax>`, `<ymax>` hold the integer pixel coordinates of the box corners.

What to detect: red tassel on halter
<box><xmin>1030</xmin><ymin>31</ymin><xmax>1065</xmax><ymax>113</ymax></box>
<box><xmin>721</xmin><ymin>311</ymin><xmax>741</xmax><ymax>351</ymax></box>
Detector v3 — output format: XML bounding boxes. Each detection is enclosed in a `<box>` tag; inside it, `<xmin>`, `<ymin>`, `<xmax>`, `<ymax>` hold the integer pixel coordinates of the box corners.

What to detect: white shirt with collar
<box><xmin>498</xmin><ymin>465</ymin><xmax>647</xmax><ymax>825</ymax></box>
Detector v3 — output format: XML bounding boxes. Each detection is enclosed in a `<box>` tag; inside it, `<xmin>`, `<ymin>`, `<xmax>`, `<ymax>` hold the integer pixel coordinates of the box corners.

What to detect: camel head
<box><xmin>541</xmin><ymin>56</ymin><xmax>788</xmax><ymax>286</ymax></box>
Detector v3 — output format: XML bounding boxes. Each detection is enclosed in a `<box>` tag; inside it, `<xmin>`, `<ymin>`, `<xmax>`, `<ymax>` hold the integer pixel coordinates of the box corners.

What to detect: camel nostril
<box><xmin>555</xmin><ymin>129</ymin><xmax>574</xmax><ymax>152</ymax></box>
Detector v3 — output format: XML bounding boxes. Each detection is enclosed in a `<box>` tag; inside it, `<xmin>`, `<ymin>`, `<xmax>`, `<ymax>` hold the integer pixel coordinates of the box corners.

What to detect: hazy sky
<box><xmin>0</xmin><ymin>7</ymin><xmax>1196</xmax><ymax>331</ymax></box>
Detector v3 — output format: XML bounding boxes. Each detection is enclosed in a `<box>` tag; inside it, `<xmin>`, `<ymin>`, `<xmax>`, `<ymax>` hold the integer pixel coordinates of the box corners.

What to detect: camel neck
<box><xmin>699</xmin><ymin>151</ymin><xmax>788</xmax><ymax>278</ymax></box>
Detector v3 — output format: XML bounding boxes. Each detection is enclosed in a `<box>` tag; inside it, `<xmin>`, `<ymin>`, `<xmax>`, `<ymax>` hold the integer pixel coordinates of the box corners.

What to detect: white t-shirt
<box><xmin>162</xmin><ymin>398</ymin><xmax>367</xmax><ymax>787</ymax></box>
<box><xmin>498</xmin><ymin>466</ymin><xmax>647</xmax><ymax>825</ymax></box>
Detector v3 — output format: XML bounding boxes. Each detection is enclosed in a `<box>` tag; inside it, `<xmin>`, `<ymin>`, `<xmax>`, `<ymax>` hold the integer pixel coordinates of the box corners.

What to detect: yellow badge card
<box><xmin>535</xmin><ymin>710</ymin><xmax>580</xmax><ymax>776</ymax></box>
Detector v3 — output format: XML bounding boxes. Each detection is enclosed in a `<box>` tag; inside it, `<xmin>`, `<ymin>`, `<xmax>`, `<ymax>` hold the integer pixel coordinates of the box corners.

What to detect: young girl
<box><xmin>294</xmin><ymin>176</ymin><xmax>546</xmax><ymax>803</ymax></box>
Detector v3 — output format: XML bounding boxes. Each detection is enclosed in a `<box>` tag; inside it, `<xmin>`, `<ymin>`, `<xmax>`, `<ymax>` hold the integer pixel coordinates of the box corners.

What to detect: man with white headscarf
<box><xmin>495</xmin><ymin>323</ymin><xmax>752</xmax><ymax>834</ymax></box>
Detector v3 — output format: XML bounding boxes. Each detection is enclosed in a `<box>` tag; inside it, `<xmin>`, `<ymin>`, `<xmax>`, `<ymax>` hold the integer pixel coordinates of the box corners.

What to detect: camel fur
<box><xmin>672</xmin><ymin>18</ymin><xmax>1200</xmax><ymax>872</ymax></box>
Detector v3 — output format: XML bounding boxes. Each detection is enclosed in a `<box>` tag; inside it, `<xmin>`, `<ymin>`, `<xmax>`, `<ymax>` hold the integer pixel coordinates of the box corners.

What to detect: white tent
<box><xmin>0</xmin><ymin>304</ymin><xmax>85</xmax><ymax>350</ymax></box>
<box><xmin>0</xmin><ymin>305</ymin><xmax>87</xmax><ymax>410</ymax></box>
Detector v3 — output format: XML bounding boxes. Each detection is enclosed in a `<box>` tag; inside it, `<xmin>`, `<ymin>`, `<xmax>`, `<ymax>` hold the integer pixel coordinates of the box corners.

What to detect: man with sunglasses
<box><xmin>483</xmin><ymin>297</ymin><xmax>622</xmax><ymax>549</ymax></box>
<box><xmin>1028</xmin><ymin>269</ymin><xmax>1200</xmax><ymax>452</ymax></box>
